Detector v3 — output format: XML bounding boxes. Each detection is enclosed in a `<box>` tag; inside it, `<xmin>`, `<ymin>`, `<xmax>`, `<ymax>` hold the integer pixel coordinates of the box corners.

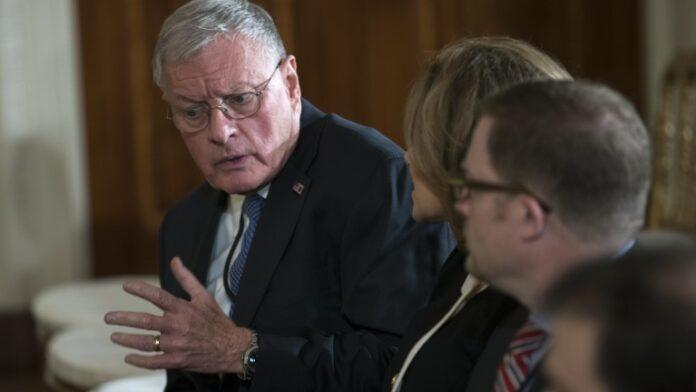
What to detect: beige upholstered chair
<box><xmin>30</xmin><ymin>276</ymin><xmax>164</xmax><ymax>391</ymax></box>
<box><xmin>649</xmin><ymin>52</ymin><xmax>696</xmax><ymax>233</ymax></box>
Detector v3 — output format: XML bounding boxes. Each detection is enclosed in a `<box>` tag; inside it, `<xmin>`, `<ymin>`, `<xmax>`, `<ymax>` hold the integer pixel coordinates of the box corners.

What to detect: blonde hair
<box><xmin>404</xmin><ymin>37</ymin><xmax>571</xmax><ymax>243</ymax></box>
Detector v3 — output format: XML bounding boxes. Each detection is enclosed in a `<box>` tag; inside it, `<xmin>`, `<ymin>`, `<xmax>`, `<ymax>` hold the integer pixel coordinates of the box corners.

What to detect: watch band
<box><xmin>239</xmin><ymin>331</ymin><xmax>259</xmax><ymax>380</ymax></box>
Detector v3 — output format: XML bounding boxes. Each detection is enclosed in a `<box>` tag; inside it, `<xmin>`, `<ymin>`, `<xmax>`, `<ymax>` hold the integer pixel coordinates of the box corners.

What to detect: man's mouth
<box><xmin>215</xmin><ymin>155</ymin><xmax>251</xmax><ymax>169</ymax></box>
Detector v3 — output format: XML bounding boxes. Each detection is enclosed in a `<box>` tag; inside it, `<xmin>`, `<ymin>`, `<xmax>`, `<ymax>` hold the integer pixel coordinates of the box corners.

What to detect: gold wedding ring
<box><xmin>153</xmin><ymin>335</ymin><xmax>161</xmax><ymax>352</ymax></box>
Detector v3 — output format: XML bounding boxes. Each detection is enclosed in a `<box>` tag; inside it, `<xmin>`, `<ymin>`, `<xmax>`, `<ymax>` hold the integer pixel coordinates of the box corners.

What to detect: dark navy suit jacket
<box><xmin>159</xmin><ymin>100</ymin><xmax>455</xmax><ymax>391</ymax></box>
<box><xmin>385</xmin><ymin>249</ymin><xmax>519</xmax><ymax>392</ymax></box>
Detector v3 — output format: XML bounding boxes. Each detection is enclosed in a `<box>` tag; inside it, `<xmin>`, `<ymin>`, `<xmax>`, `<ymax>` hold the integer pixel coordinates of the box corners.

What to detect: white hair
<box><xmin>152</xmin><ymin>0</ymin><xmax>286</xmax><ymax>88</ymax></box>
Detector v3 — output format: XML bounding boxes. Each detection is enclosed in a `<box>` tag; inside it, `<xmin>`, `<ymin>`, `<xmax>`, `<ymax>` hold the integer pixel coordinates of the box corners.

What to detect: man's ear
<box><xmin>517</xmin><ymin>195</ymin><xmax>547</xmax><ymax>242</ymax></box>
<box><xmin>282</xmin><ymin>55</ymin><xmax>301</xmax><ymax>109</ymax></box>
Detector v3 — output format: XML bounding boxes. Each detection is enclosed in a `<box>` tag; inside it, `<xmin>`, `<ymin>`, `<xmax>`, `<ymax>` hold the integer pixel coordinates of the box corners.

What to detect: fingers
<box><xmin>104</xmin><ymin>311</ymin><xmax>167</xmax><ymax>332</ymax></box>
<box><xmin>111</xmin><ymin>332</ymin><xmax>162</xmax><ymax>352</ymax></box>
<box><xmin>170</xmin><ymin>257</ymin><xmax>208</xmax><ymax>299</ymax></box>
<box><xmin>122</xmin><ymin>280</ymin><xmax>179</xmax><ymax>311</ymax></box>
<box><xmin>125</xmin><ymin>352</ymin><xmax>185</xmax><ymax>370</ymax></box>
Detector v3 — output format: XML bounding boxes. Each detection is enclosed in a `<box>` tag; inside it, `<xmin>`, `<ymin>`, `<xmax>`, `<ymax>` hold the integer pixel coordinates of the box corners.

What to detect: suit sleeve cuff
<box><xmin>249</xmin><ymin>332</ymin><xmax>313</xmax><ymax>390</ymax></box>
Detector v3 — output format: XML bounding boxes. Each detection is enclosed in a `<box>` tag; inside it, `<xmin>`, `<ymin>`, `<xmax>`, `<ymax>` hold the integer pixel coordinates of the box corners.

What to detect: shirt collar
<box><xmin>615</xmin><ymin>238</ymin><xmax>635</xmax><ymax>258</ymax></box>
<box><xmin>533</xmin><ymin>238</ymin><xmax>637</xmax><ymax>332</ymax></box>
<box><xmin>226</xmin><ymin>184</ymin><xmax>271</xmax><ymax>213</ymax></box>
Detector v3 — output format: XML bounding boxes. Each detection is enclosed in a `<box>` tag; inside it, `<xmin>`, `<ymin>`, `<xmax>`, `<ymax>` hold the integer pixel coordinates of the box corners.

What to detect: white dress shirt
<box><xmin>205</xmin><ymin>185</ymin><xmax>269</xmax><ymax>315</ymax></box>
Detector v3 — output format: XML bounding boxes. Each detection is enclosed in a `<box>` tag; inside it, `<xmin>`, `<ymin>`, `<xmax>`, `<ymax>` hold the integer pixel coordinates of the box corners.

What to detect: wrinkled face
<box><xmin>405</xmin><ymin>151</ymin><xmax>445</xmax><ymax>221</ymax></box>
<box><xmin>162</xmin><ymin>34</ymin><xmax>302</xmax><ymax>194</ymax></box>
<box><xmin>545</xmin><ymin>313</ymin><xmax>607</xmax><ymax>392</ymax></box>
<box><xmin>454</xmin><ymin>117</ymin><xmax>517</xmax><ymax>281</ymax></box>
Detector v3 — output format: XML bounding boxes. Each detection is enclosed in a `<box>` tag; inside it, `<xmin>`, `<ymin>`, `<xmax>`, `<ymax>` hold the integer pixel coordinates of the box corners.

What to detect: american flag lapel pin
<box><xmin>292</xmin><ymin>182</ymin><xmax>305</xmax><ymax>196</ymax></box>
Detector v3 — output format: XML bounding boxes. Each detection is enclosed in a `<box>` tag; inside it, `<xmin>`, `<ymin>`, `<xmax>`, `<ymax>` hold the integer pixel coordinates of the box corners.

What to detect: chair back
<box><xmin>649</xmin><ymin>52</ymin><xmax>696</xmax><ymax>232</ymax></box>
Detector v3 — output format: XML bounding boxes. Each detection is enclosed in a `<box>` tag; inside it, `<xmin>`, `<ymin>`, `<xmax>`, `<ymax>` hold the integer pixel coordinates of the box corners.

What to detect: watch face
<box><xmin>241</xmin><ymin>332</ymin><xmax>260</xmax><ymax>379</ymax></box>
<box><xmin>243</xmin><ymin>345</ymin><xmax>259</xmax><ymax>377</ymax></box>
<box><xmin>248</xmin><ymin>348</ymin><xmax>258</xmax><ymax>371</ymax></box>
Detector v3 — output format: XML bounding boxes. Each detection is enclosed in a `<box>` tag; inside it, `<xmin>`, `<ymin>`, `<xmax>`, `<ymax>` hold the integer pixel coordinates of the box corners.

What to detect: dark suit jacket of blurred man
<box><xmin>464</xmin><ymin>237</ymin><xmax>665</xmax><ymax>392</ymax></box>
<box><xmin>158</xmin><ymin>99</ymin><xmax>455</xmax><ymax>391</ymax></box>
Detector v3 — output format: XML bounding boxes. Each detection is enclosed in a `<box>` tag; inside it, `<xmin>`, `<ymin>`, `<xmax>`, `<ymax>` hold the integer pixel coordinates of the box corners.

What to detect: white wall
<box><xmin>0</xmin><ymin>0</ymin><xmax>89</xmax><ymax>310</ymax></box>
<box><xmin>644</xmin><ymin>0</ymin><xmax>696</xmax><ymax>126</ymax></box>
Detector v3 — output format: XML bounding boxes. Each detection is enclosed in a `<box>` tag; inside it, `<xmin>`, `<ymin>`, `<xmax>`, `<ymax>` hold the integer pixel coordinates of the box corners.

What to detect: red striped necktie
<box><xmin>492</xmin><ymin>319</ymin><xmax>548</xmax><ymax>392</ymax></box>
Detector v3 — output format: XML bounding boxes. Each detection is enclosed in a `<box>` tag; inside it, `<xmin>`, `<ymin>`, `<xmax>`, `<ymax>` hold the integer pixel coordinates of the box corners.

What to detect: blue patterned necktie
<box><xmin>228</xmin><ymin>194</ymin><xmax>265</xmax><ymax>317</ymax></box>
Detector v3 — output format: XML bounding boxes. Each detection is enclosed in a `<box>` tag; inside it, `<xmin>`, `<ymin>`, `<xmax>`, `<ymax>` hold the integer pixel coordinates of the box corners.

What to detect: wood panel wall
<box><xmin>78</xmin><ymin>0</ymin><xmax>642</xmax><ymax>275</ymax></box>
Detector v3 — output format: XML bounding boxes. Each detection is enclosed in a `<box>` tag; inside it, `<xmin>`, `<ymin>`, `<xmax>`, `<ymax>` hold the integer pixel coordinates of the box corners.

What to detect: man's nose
<box><xmin>207</xmin><ymin>106</ymin><xmax>237</xmax><ymax>144</ymax></box>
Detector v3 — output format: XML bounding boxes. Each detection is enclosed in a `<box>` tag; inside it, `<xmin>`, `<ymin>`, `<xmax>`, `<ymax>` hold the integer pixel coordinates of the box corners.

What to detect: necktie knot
<box><xmin>243</xmin><ymin>194</ymin><xmax>264</xmax><ymax>222</ymax></box>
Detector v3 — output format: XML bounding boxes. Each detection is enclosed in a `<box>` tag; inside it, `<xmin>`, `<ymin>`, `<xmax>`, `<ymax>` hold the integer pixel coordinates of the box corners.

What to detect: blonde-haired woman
<box><xmin>387</xmin><ymin>37</ymin><xmax>571</xmax><ymax>392</ymax></box>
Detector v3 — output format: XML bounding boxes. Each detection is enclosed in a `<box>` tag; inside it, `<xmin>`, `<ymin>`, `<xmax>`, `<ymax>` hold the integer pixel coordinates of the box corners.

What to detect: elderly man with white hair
<box><xmin>104</xmin><ymin>1</ymin><xmax>453</xmax><ymax>391</ymax></box>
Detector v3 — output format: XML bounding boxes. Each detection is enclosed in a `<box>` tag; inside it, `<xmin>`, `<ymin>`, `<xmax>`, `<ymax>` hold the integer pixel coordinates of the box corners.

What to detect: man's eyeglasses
<box><xmin>167</xmin><ymin>58</ymin><xmax>284</xmax><ymax>133</ymax></box>
<box><xmin>448</xmin><ymin>175</ymin><xmax>553</xmax><ymax>213</ymax></box>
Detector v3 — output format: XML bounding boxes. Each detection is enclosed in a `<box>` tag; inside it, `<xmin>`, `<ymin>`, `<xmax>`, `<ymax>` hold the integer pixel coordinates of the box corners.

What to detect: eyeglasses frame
<box><xmin>448</xmin><ymin>175</ymin><xmax>553</xmax><ymax>213</ymax></box>
<box><xmin>166</xmin><ymin>58</ymin><xmax>285</xmax><ymax>133</ymax></box>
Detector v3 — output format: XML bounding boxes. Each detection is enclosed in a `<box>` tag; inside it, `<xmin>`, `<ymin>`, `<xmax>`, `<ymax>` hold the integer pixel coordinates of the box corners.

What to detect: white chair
<box><xmin>46</xmin><ymin>325</ymin><xmax>165</xmax><ymax>391</ymax></box>
<box><xmin>90</xmin><ymin>373</ymin><xmax>167</xmax><ymax>392</ymax></box>
<box><xmin>31</xmin><ymin>275</ymin><xmax>163</xmax><ymax>391</ymax></box>
<box><xmin>31</xmin><ymin>275</ymin><xmax>160</xmax><ymax>341</ymax></box>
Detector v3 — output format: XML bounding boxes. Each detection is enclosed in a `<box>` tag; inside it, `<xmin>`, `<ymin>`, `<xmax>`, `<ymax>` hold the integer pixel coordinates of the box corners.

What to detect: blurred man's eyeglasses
<box><xmin>167</xmin><ymin>58</ymin><xmax>284</xmax><ymax>133</ymax></box>
<box><xmin>448</xmin><ymin>175</ymin><xmax>553</xmax><ymax>213</ymax></box>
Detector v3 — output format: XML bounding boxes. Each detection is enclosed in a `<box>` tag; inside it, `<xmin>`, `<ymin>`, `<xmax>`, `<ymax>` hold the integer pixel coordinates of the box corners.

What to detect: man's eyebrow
<box><xmin>174</xmin><ymin>83</ymin><xmax>254</xmax><ymax>104</ymax></box>
<box><xmin>175</xmin><ymin>95</ymin><xmax>206</xmax><ymax>105</ymax></box>
<box><xmin>225</xmin><ymin>81</ymin><xmax>261</xmax><ymax>94</ymax></box>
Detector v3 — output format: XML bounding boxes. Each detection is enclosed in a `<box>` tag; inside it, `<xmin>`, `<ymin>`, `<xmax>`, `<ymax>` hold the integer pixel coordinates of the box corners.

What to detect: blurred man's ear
<box><xmin>518</xmin><ymin>195</ymin><xmax>547</xmax><ymax>242</ymax></box>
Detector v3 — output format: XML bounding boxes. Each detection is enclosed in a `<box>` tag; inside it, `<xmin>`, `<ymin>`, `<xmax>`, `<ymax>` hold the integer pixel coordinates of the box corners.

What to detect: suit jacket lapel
<box><xmin>232</xmin><ymin>99</ymin><xmax>326</xmax><ymax>326</ymax></box>
<box><xmin>232</xmin><ymin>164</ymin><xmax>311</xmax><ymax>326</ymax></box>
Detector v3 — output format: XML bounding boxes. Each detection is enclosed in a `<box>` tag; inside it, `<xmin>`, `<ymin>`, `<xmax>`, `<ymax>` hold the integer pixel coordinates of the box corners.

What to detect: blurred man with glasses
<box><xmin>451</xmin><ymin>80</ymin><xmax>651</xmax><ymax>392</ymax></box>
<box><xmin>104</xmin><ymin>1</ymin><xmax>453</xmax><ymax>391</ymax></box>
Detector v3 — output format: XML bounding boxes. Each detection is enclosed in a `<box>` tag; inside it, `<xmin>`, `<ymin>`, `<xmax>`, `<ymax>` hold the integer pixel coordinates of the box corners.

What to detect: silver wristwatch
<box><xmin>239</xmin><ymin>331</ymin><xmax>259</xmax><ymax>380</ymax></box>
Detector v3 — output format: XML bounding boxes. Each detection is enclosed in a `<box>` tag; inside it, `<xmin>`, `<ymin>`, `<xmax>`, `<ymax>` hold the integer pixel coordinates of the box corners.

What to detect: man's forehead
<box><xmin>162</xmin><ymin>34</ymin><xmax>271</xmax><ymax>93</ymax></box>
